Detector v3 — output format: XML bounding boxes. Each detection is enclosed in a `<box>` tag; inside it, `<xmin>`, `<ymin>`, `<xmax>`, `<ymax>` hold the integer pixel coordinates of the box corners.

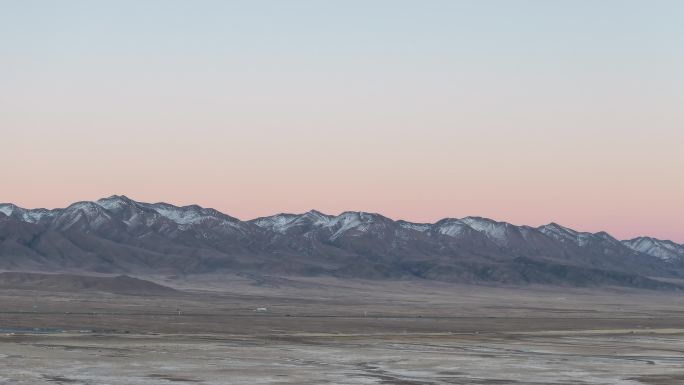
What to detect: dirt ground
<box><xmin>2</xmin><ymin>274</ymin><xmax>684</xmax><ymax>384</ymax></box>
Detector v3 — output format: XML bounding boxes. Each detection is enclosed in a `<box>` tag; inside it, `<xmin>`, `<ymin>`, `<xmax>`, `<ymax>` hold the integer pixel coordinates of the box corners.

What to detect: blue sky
<box><xmin>1</xmin><ymin>1</ymin><xmax>683</xmax><ymax>241</ymax></box>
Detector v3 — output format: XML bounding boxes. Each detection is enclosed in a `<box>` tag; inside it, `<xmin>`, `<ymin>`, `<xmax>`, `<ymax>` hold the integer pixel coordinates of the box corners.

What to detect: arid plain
<box><xmin>2</xmin><ymin>275</ymin><xmax>684</xmax><ymax>385</ymax></box>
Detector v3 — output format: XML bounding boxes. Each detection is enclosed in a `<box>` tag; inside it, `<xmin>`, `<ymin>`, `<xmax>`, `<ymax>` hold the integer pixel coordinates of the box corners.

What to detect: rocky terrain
<box><xmin>1</xmin><ymin>195</ymin><xmax>683</xmax><ymax>288</ymax></box>
<box><xmin>2</xmin><ymin>275</ymin><xmax>684</xmax><ymax>384</ymax></box>
<box><xmin>0</xmin><ymin>271</ymin><xmax>176</xmax><ymax>295</ymax></box>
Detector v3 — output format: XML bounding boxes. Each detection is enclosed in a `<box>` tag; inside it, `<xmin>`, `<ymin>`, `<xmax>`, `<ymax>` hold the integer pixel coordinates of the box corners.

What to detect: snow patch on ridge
<box><xmin>398</xmin><ymin>221</ymin><xmax>431</xmax><ymax>233</ymax></box>
<box><xmin>252</xmin><ymin>210</ymin><xmax>335</xmax><ymax>234</ymax></box>
<box><xmin>153</xmin><ymin>206</ymin><xmax>205</xmax><ymax>225</ymax></box>
<box><xmin>325</xmin><ymin>212</ymin><xmax>387</xmax><ymax>240</ymax></box>
<box><xmin>252</xmin><ymin>214</ymin><xmax>300</xmax><ymax>233</ymax></box>
<box><xmin>538</xmin><ymin>223</ymin><xmax>594</xmax><ymax>247</ymax></box>
<box><xmin>460</xmin><ymin>217</ymin><xmax>510</xmax><ymax>244</ymax></box>
<box><xmin>148</xmin><ymin>204</ymin><xmax>245</xmax><ymax>233</ymax></box>
<box><xmin>0</xmin><ymin>204</ymin><xmax>14</xmax><ymax>217</ymax></box>
<box><xmin>0</xmin><ymin>204</ymin><xmax>55</xmax><ymax>223</ymax></box>
<box><xmin>623</xmin><ymin>237</ymin><xmax>684</xmax><ymax>262</ymax></box>
<box><xmin>328</xmin><ymin>212</ymin><xmax>367</xmax><ymax>240</ymax></box>
<box><xmin>97</xmin><ymin>195</ymin><xmax>133</xmax><ymax>211</ymax></box>
<box><xmin>433</xmin><ymin>219</ymin><xmax>470</xmax><ymax>237</ymax></box>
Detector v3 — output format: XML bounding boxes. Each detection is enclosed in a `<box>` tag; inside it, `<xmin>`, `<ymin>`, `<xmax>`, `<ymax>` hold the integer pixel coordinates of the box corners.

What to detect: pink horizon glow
<box><xmin>1</xmin><ymin>2</ymin><xmax>682</xmax><ymax>243</ymax></box>
<box><xmin>2</xmin><ymin>189</ymin><xmax>681</xmax><ymax>243</ymax></box>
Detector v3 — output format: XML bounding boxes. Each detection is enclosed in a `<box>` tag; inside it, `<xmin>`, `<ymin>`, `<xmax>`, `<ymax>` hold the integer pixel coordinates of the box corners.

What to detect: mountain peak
<box><xmin>539</xmin><ymin>222</ymin><xmax>579</xmax><ymax>235</ymax></box>
<box><xmin>1</xmin><ymin>197</ymin><xmax>682</xmax><ymax>259</ymax></box>
<box><xmin>1</xmin><ymin>197</ymin><xmax>683</xmax><ymax>289</ymax></box>
<box><xmin>623</xmin><ymin>236</ymin><xmax>684</xmax><ymax>261</ymax></box>
<box><xmin>102</xmin><ymin>194</ymin><xmax>132</xmax><ymax>201</ymax></box>
<box><xmin>461</xmin><ymin>216</ymin><xmax>513</xmax><ymax>228</ymax></box>
<box><xmin>0</xmin><ymin>203</ymin><xmax>18</xmax><ymax>216</ymax></box>
<box><xmin>97</xmin><ymin>195</ymin><xmax>138</xmax><ymax>210</ymax></box>
<box><xmin>0</xmin><ymin>203</ymin><xmax>56</xmax><ymax>223</ymax></box>
<box><xmin>431</xmin><ymin>218</ymin><xmax>472</xmax><ymax>237</ymax></box>
<box><xmin>461</xmin><ymin>215</ymin><xmax>493</xmax><ymax>223</ymax></box>
<box><xmin>544</xmin><ymin>222</ymin><xmax>572</xmax><ymax>230</ymax></box>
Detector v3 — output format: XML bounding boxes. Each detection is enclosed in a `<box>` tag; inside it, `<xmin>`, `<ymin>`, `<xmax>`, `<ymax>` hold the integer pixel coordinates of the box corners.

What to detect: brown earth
<box><xmin>1</xmin><ymin>274</ymin><xmax>684</xmax><ymax>384</ymax></box>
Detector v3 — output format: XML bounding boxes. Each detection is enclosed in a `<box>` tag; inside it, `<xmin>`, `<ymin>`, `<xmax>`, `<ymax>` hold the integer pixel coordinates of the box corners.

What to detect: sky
<box><xmin>1</xmin><ymin>0</ymin><xmax>682</xmax><ymax>242</ymax></box>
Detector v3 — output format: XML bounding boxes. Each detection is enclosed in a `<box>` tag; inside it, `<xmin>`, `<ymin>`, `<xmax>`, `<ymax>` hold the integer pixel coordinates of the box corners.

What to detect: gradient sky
<box><xmin>1</xmin><ymin>0</ymin><xmax>682</xmax><ymax>242</ymax></box>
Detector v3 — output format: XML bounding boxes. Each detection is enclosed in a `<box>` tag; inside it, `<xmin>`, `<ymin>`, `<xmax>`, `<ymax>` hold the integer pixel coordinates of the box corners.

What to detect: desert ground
<box><xmin>2</xmin><ymin>274</ymin><xmax>684</xmax><ymax>384</ymax></box>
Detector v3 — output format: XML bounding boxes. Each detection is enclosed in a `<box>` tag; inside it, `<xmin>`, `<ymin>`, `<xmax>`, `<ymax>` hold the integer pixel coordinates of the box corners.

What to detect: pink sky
<box><xmin>2</xmin><ymin>113</ymin><xmax>682</xmax><ymax>242</ymax></box>
<box><xmin>1</xmin><ymin>1</ymin><xmax>682</xmax><ymax>242</ymax></box>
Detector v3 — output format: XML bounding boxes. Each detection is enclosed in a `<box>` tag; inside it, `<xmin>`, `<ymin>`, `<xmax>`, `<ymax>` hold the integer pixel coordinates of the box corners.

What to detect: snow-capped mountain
<box><xmin>538</xmin><ymin>223</ymin><xmax>596</xmax><ymax>247</ymax></box>
<box><xmin>0</xmin><ymin>203</ymin><xmax>57</xmax><ymax>224</ymax></box>
<box><xmin>538</xmin><ymin>223</ymin><xmax>641</xmax><ymax>258</ymax></box>
<box><xmin>623</xmin><ymin>237</ymin><xmax>684</xmax><ymax>262</ymax></box>
<box><xmin>50</xmin><ymin>201</ymin><xmax>121</xmax><ymax>233</ymax></box>
<box><xmin>97</xmin><ymin>195</ymin><xmax>248</xmax><ymax>233</ymax></box>
<box><xmin>431</xmin><ymin>218</ymin><xmax>472</xmax><ymax>237</ymax></box>
<box><xmin>0</xmin><ymin>196</ymin><xmax>681</xmax><ymax>289</ymax></box>
<box><xmin>252</xmin><ymin>210</ymin><xmax>334</xmax><ymax>235</ymax></box>
<box><xmin>459</xmin><ymin>217</ymin><xmax>517</xmax><ymax>247</ymax></box>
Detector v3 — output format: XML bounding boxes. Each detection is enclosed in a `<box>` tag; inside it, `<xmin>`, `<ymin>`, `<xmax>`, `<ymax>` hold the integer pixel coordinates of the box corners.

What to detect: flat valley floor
<box><xmin>2</xmin><ymin>275</ymin><xmax>684</xmax><ymax>385</ymax></box>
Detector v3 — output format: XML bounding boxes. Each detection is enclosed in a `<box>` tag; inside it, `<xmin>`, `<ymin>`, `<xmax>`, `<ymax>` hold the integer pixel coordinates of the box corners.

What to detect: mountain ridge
<box><xmin>2</xmin><ymin>195</ymin><xmax>679</xmax><ymax>244</ymax></box>
<box><xmin>0</xmin><ymin>195</ymin><xmax>682</xmax><ymax>289</ymax></box>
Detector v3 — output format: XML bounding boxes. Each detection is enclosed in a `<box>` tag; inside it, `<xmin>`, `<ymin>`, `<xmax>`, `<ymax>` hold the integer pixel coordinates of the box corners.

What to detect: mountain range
<box><xmin>1</xmin><ymin>195</ymin><xmax>683</xmax><ymax>289</ymax></box>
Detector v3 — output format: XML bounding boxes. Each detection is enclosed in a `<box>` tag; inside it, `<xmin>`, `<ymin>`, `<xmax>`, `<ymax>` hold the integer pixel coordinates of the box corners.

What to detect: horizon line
<box><xmin>0</xmin><ymin>194</ymin><xmax>679</xmax><ymax>244</ymax></box>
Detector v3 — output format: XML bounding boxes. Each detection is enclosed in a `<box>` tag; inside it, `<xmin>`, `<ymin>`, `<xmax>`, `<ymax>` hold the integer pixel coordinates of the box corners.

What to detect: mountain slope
<box><xmin>0</xmin><ymin>196</ymin><xmax>681</xmax><ymax>289</ymax></box>
<box><xmin>623</xmin><ymin>237</ymin><xmax>684</xmax><ymax>262</ymax></box>
<box><xmin>0</xmin><ymin>271</ymin><xmax>176</xmax><ymax>295</ymax></box>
